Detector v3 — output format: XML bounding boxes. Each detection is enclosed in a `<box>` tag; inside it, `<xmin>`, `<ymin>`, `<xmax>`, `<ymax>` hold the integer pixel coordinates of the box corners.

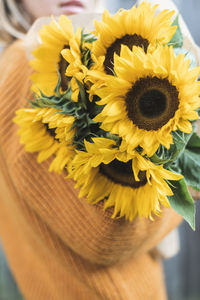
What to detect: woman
<box><xmin>0</xmin><ymin>0</ymin><xmax>189</xmax><ymax>299</ymax></box>
<box><xmin>0</xmin><ymin>0</ymin><xmax>104</xmax><ymax>45</ymax></box>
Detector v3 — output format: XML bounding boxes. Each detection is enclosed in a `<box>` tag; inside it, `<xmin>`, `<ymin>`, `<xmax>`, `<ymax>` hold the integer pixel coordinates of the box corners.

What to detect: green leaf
<box><xmin>81</xmin><ymin>31</ymin><xmax>97</xmax><ymax>43</ymax></box>
<box><xmin>177</xmin><ymin>132</ymin><xmax>200</xmax><ymax>191</ymax></box>
<box><xmin>178</xmin><ymin>149</ymin><xmax>200</xmax><ymax>191</ymax></box>
<box><xmin>150</xmin><ymin>130</ymin><xmax>192</xmax><ymax>166</ymax></box>
<box><xmin>168</xmin><ymin>15</ymin><xmax>183</xmax><ymax>48</ymax></box>
<box><xmin>187</xmin><ymin>132</ymin><xmax>200</xmax><ymax>148</ymax></box>
<box><xmin>54</xmin><ymin>72</ymin><xmax>62</xmax><ymax>96</ymax></box>
<box><xmin>169</xmin><ymin>130</ymin><xmax>193</xmax><ymax>160</ymax></box>
<box><xmin>75</xmin><ymin>79</ymin><xmax>88</xmax><ymax>110</ymax></box>
<box><xmin>168</xmin><ymin>178</ymin><xmax>196</xmax><ymax>230</ymax></box>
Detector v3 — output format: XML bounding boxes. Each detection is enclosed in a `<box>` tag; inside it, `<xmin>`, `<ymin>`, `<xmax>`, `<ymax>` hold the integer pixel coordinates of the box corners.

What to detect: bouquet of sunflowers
<box><xmin>14</xmin><ymin>1</ymin><xmax>200</xmax><ymax>229</ymax></box>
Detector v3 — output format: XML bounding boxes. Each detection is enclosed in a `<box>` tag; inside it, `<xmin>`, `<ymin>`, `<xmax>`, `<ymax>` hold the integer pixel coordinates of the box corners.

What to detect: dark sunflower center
<box><xmin>58</xmin><ymin>45</ymin><xmax>70</xmax><ymax>92</ymax></box>
<box><xmin>99</xmin><ymin>159</ymin><xmax>147</xmax><ymax>188</ymax></box>
<box><xmin>125</xmin><ymin>77</ymin><xmax>179</xmax><ymax>131</ymax></box>
<box><xmin>44</xmin><ymin>123</ymin><xmax>56</xmax><ymax>138</ymax></box>
<box><xmin>139</xmin><ymin>90</ymin><xmax>167</xmax><ymax>118</ymax></box>
<box><xmin>104</xmin><ymin>34</ymin><xmax>149</xmax><ymax>75</ymax></box>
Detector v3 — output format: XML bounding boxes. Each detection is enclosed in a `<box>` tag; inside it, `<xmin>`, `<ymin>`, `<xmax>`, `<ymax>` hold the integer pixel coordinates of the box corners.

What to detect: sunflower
<box><xmin>68</xmin><ymin>138</ymin><xmax>182</xmax><ymax>220</ymax></box>
<box><xmin>92</xmin><ymin>1</ymin><xmax>176</xmax><ymax>75</ymax></box>
<box><xmin>94</xmin><ymin>45</ymin><xmax>200</xmax><ymax>156</ymax></box>
<box><xmin>14</xmin><ymin>107</ymin><xmax>75</xmax><ymax>173</ymax></box>
<box><xmin>61</xmin><ymin>27</ymin><xmax>90</xmax><ymax>101</ymax></box>
<box><xmin>86</xmin><ymin>54</ymin><xmax>106</xmax><ymax>101</ymax></box>
<box><xmin>30</xmin><ymin>15</ymin><xmax>74</xmax><ymax>96</ymax></box>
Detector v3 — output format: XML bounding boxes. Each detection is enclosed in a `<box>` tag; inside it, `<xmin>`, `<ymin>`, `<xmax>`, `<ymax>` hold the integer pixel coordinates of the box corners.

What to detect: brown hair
<box><xmin>0</xmin><ymin>0</ymin><xmax>32</xmax><ymax>46</ymax></box>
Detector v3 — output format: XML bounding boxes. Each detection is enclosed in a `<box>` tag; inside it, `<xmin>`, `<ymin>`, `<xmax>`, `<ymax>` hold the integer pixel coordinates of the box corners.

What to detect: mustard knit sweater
<box><xmin>0</xmin><ymin>40</ymin><xmax>182</xmax><ymax>300</ymax></box>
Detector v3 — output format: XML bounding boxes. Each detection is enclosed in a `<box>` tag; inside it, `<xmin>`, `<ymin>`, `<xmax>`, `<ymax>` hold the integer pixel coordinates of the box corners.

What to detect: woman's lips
<box><xmin>59</xmin><ymin>1</ymin><xmax>85</xmax><ymax>15</ymax></box>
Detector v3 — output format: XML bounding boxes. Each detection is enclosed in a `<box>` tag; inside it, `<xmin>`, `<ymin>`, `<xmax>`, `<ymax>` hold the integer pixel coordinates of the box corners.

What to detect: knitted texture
<box><xmin>0</xmin><ymin>40</ymin><xmax>182</xmax><ymax>300</ymax></box>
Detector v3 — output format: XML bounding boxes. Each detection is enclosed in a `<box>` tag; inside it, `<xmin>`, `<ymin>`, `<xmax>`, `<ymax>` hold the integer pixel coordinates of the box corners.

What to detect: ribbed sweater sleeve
<box><xmin>0</xmin><ymin>40</ymin><xmax>182</xmax><ymax>268</ymax></box>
